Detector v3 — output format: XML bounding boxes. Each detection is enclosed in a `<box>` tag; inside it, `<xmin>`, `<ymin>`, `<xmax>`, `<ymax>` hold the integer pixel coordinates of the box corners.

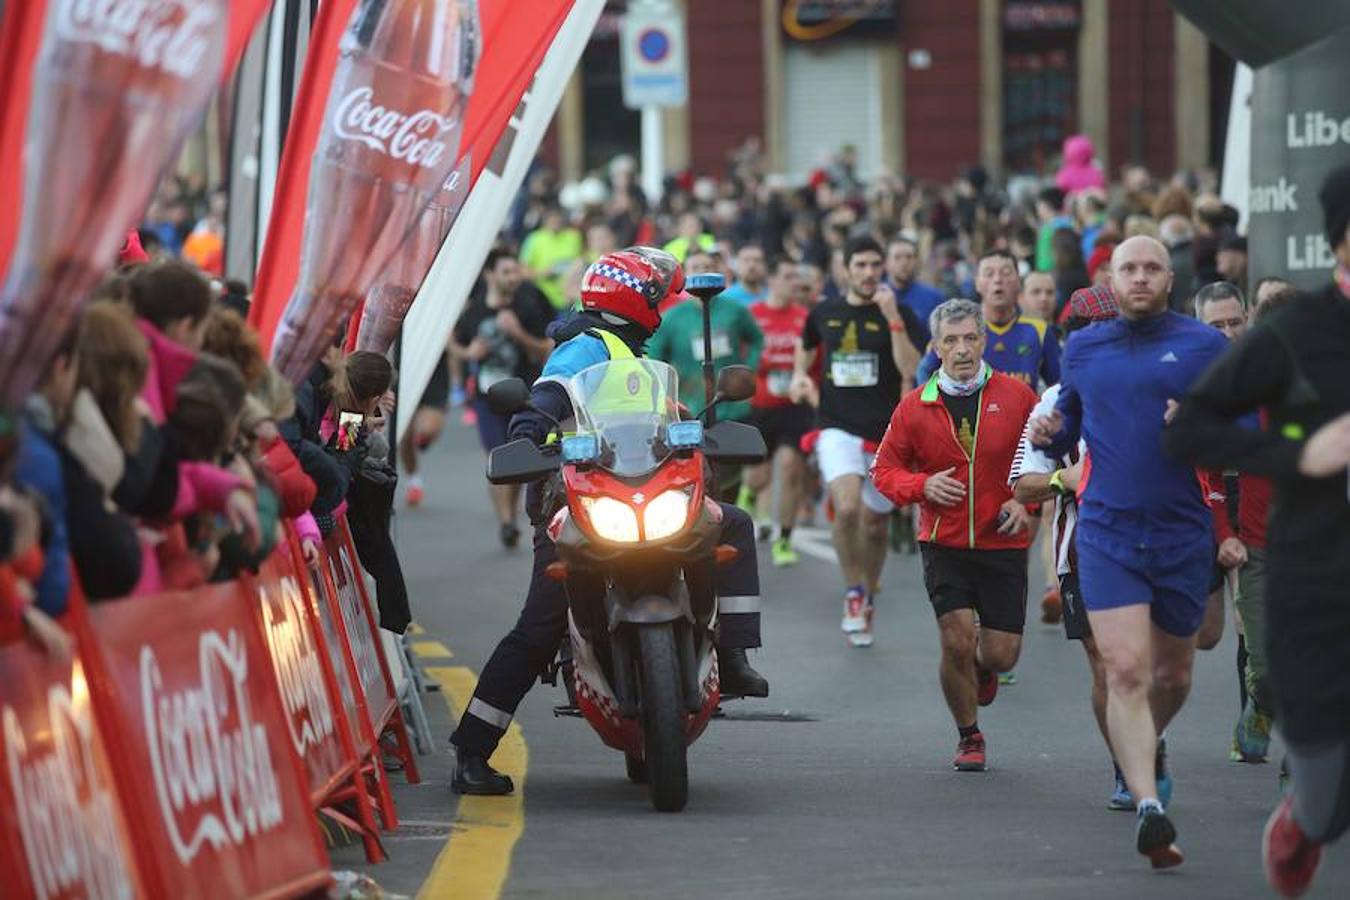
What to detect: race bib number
<box><xmin>766</xmin><ymin>369</ymin><xmax>793</xmax><ymax>397</ymax></box>
<box><xmin>691</xmin><ymin>331</ymin><xmax>733</xmax><ymax>362</ymax></box>
<box><xmin>478</xmin><ymin>366</ymin><xmax>511</xmax><ymax>391</ymax></box>
<box><xmin>830</xmin><ymin>351</ymin><xmax>878</xmax><ymax>387</ymax></box>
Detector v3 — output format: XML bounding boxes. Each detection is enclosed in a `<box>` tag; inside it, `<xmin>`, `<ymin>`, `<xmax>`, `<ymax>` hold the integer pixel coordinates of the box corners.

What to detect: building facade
<box><xmin>545</xmin><ymin>0</ymin><xmax>1230</xmax><ymax>184</ymax></box>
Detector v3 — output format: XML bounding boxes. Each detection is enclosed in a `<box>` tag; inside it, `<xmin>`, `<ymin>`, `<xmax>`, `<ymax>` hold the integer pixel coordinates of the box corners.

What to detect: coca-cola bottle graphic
<box><xmin>270</xmin><ymin>0</ymin><xmax>480</xmax><ymax>383</ymax></box>
<box><xmin>355</xmin><ymin>153</ymin><xmax>471</xmax><ymax>355</ymax></box>
<box><xmin>0</xmin><ymin>0</ymin><xmax>227</xmax><ymax>406</ymax></box>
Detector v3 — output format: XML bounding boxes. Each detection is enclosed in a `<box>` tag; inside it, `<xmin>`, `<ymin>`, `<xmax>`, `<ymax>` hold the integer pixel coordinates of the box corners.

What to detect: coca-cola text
<box><xmin>53</xmin><ymin>0</ymin><xmax>219</xmax><ymax>80</ymax></box>
<box><xmin>333</xmin><ymin>86</ymin><xmax>454</xmax><ymax>168</ymax></box>
<box><xmin>5</xmin><ymin>684</ymin><xmax>135</xmax><ymax>900</ymax></box>
<box><xmin>140</xmin><ymin>631</ymin><xmax>284</xmax><ymax>865</ymax></box>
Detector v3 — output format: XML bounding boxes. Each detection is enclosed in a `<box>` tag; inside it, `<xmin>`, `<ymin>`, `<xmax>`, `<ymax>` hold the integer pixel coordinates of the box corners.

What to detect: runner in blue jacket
<box><xmin>1030</xmin><ymin>236</ymin><xmax>1227</xmax><ymax>870</ymax></box>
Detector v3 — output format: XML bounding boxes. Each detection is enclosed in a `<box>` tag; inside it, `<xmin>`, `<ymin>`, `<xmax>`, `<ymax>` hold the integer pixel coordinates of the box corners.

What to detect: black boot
<box><xmin>719</xmin><ymin>647</ymin><xmax>769</xmax><ymax>698</ymax></box>
<box><xmin>451</xmin><ymin>751</ymin><xmax>514</xmax><ymax>795</ymax></box>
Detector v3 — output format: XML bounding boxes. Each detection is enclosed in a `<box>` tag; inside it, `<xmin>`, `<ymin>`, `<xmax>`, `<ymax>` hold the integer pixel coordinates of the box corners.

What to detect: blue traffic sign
<box><xmin>638</xmin><ymin>28</ymin><xmax>670</xmax><ymax>63</ymax></box>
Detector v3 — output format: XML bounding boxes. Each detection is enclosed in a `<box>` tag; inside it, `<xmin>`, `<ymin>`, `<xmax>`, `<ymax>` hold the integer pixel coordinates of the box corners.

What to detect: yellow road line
<box><xmin>407</xmin><ymin>623</ymin><xmax>427</xmax><ymax>635</ymax></box>
<box><xmin>412</xmin><ymin>640</ymin><xmax>455</xmax><ymax>659</ymax></box>
<box><xmin>418</xmin><ymin>666</ymin><xmax>527</xmax><ymax>900</ymax></box>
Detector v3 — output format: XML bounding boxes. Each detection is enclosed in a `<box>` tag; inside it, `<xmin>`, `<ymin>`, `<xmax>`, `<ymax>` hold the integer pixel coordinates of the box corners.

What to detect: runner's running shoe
<box><xmin>735</xmin><ymin>484</ymin><xmax>756</xmax><ymax>517</ymax></box>
<box><xmin>1156</xmin><ymin>739</ymin><xmax>1174</xmax><ymax>808</ymax></box>
<box><xmin>1136</xmin><ymin>802</ymin><xmax>1184</xmax><ymax>869</ymax></box>
<box><xmin>1263</xmin><ymin>796</ymin><xmax>1322</xmax><ymax>898</ymax></box>
<box><xmin>847</xmin><ymin>598</ymin><xmax>874</xmax><ymax>648</ymax></box>
<box><xmin>998</xmin><ymin>671</ymin><xmax>1017</xmax><ymax>686</ymax></box>
<box><xmin>841</xmin><ymin>586</ymin><xmax>867</xmax><ymax>633</ymax></box>
<box><xmin>771</xmin><ymin>537</ymin><xmax>799</xmax><ymax>567</ymax></box>
<box><xmin>1235</xmin><ymin>700</ymin><xmax>1273</xmax><ymax>763</ymax></box>
<box><xmin>1040</xmin><ymin>585</ymin><xmax>1063</xmax><ymax>624</ymax></box>
<box><xmin>1109</xmin><ymin>764</ymin><xmax>1134</xmax><ymax>811</ymax></box>
<box><xmin>977</xmin><ymin>666</ymin><xmax>998</xmax><ymax>707</ymax></box>
<box><xmin>953</xmin><ymin>731</ymin><xmax>987</xmax><ymax>772</ymax></box>
<box><xmin>406</xmin><ymin>477</ymin><xmax>425</xmax><ymax>508</ymax></box>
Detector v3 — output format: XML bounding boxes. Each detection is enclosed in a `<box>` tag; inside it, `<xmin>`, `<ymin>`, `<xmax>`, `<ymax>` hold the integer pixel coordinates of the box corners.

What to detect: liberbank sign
<box><xmin>1248</xmin><ymin>30</ymin><xmax>1350</xmax><ymax>288</ymax></box>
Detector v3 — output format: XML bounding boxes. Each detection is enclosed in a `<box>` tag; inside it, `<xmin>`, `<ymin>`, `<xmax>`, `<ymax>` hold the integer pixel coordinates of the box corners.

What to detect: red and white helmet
<box><xmin>580</xmin><ymin>246</ymin><xmax>684</xmax><ymax>333</ymax></box>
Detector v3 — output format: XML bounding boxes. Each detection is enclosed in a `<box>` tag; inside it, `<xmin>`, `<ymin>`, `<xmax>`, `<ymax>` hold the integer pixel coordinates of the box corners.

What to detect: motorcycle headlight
<box><xmin>643</xmin><ymin>488</ymin><xmax>692</xmax><ymax>540</ymax></box>
<box><xmin>580</xmin><ymin>496</ymin><xmax>640</xmax><ymax>543</ymax></box>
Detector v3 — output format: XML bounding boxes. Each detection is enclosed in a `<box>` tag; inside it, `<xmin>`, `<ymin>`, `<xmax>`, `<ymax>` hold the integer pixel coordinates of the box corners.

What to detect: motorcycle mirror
<box><xmin>486</xmin><ymin>377</ymin><xmax>531</xmax><ymax>417</ymax></box>
<box><xmin>714</xmin><ymin>365</ymin><xmax>756</xmax><ymax>403</ymax></box>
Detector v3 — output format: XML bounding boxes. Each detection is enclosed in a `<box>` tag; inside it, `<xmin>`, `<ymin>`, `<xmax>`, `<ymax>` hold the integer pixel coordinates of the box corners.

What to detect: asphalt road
<box><xmin>335</xmin><ymin>419</ymin><xmax>1349</xmax><ymax>899</ymax></box>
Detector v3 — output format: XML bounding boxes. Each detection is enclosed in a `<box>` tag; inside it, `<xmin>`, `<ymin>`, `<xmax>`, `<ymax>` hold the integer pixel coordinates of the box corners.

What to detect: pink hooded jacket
<box><xmin>131</xmin><ymin>318</ymin><xmax>245</xmax><ymax>595</ymax></box>
<box><xmin>1055</xmin><ymin>134</ymin><xmax>1105</xmax><ymax>194</ymax></box>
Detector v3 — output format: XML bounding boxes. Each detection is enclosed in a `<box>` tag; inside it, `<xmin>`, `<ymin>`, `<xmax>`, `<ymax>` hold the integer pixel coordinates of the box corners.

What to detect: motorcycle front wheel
<box><xmin>638</xmin><ymin>622</ymin><xmax>688</xmax><ymax>811</ymax></box>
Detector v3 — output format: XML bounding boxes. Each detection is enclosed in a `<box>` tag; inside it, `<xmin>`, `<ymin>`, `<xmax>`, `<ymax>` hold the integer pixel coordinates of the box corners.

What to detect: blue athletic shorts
<box><xmin>1075</xmin><ymin>528</ymin><xmax>1213</xmax><ymax>638</ymax></box>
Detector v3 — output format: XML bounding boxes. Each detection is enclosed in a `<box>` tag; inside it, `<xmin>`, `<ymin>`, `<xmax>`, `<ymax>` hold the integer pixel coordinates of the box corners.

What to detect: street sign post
<box><xmin>621</xmin><ymin>1</ymin><xmax>687</xmax><ymax>201</ymax></box>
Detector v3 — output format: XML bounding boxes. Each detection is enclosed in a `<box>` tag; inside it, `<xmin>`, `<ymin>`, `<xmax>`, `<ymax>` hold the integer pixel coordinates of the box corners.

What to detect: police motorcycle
<box><xmin>485</xmin><ymin>352</ymin><xmax>764</xmax><ymax>812</ymax></box>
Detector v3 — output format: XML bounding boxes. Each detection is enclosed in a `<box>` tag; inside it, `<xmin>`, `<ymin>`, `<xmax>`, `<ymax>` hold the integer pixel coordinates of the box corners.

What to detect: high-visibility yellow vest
<box><xmin>578</xmin><ymin>328</ymin><xmax>667</xmax><ymax>419</ymax></box>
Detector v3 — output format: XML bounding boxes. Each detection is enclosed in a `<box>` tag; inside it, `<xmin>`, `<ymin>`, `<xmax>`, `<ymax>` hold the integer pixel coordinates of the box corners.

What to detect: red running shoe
<box><xmin>1040</xmin><ymin>585</ymin><xmax>1062</xmax><ymax>624</ymax></box>
<box><xmin>977</xmin><ymin>666</ymin><xmax>998</xmax><ymax>707</ymax></box>
<box><xmin>953</xmin><ymin>732</ymin><xmax>986</xmax><ymax>772</ymax></box>
<box><xmin>1263</xmin><ymin>796</ymin><xmax>1322</xmax><ymax>897</ymax></box>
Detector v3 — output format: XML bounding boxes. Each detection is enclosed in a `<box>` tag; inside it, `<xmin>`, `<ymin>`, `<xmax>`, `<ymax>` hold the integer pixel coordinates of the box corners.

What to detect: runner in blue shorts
<box><xmin>1030</xmin><ymin>236</ymin><xmax>1227</xmax><ymax>871</ymax></box>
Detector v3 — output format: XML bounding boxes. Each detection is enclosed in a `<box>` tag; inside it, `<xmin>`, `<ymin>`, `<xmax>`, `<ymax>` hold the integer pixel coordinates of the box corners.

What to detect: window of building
<box><xmin>1002</xmin><ymin>0</ymin><xmax>1080</xmax><ymax>176</ymax></box>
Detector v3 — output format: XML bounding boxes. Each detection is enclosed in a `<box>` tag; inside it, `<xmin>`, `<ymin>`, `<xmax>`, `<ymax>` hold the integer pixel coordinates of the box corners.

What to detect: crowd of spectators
<box><xmin>0</xmin><ymin>245</ymin><xmax>410</xmax><ymax>652</ymax></box>
<box><xmin>498</xmin><ymin>135</ymin><xmax>1266</xmax><ymax>329</ymax></box>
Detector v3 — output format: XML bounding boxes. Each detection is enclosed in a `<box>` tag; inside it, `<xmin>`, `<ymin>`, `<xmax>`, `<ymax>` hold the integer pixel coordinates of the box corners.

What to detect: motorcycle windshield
<box><xmin>566</xmin><ymin>359</ymin><xmax>680</xmax><ymax>477</ymax></box>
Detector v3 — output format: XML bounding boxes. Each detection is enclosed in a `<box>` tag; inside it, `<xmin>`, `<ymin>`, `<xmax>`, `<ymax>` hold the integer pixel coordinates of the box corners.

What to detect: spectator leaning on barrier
<box><xmin>124</xmin><ymin>261</ymin><xmax>260</xmax><ymax>594</ymax></box>
<box><xmin>65</xmin><ymin>303</ymin><xmax>146</xmax><ymax>600</ymax></box>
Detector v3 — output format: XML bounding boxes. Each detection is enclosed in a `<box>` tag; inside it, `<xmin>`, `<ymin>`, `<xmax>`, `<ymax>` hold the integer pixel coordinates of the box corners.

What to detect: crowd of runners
<box><xmin>429</xmin><ymin>146</ymin><xmax>1350</xmax><ymax>894</ymax></box>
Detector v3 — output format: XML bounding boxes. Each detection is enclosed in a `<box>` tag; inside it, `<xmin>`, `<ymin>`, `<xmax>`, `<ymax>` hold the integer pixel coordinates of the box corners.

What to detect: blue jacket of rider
<box><xmin>507</xmin><ymin>311</ymin><xmax>651</xmax><ymax>446</ymax></box>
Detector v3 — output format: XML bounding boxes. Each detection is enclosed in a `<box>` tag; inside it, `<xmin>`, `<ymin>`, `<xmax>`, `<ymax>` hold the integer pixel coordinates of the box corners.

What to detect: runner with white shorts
<box><xmin>791</xmin><ymin>236</ymin><xmax>920</xmax><ymax>646</ymax></box>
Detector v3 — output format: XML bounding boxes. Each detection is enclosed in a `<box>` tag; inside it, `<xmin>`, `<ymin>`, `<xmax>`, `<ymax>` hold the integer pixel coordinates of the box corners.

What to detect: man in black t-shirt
<box><xmin>791</xmin><ymin>235</ymin><xmax>921</xmax><ymax>646</ymax></box>
<box><xmin>450</xmin><ymin>247</ymin><xmax>554</xmax><ymax>547</ymax></box>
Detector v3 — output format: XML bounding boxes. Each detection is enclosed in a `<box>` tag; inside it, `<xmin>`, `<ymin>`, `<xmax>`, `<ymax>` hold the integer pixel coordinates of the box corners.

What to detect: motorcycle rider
<box><xmin>450</xmin><ymin>247</ymin><xmax>770</xmax><ymax>795</ymax></box>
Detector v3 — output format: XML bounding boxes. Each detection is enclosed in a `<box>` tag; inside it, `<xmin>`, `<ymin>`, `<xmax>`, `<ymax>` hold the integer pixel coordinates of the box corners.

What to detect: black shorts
<box><xmin>920</xmin><ymin>543</ymin><xmax>1028</xmax><ymax>634</ymax></box>
<box><xmin>749</xmin><ymin>404</ymin><xmax>814</xmax><ymax>455</ymax></box>
<box><xmin>419</xmin><ymin>353</ymin><xmax>451</xmax><ymax>410</ymax></box>
<box><xmin>1058</xmin><ymin>571</ymin><xmax>1091</xmax><ymax>641</ymax></box>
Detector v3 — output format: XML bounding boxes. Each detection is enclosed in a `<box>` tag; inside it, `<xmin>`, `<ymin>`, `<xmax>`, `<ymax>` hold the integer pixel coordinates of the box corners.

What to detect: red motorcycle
<box><xmin>486</xmin><ymin>359</ymin><xmax>764</xmax><ymax>811</ymax></box>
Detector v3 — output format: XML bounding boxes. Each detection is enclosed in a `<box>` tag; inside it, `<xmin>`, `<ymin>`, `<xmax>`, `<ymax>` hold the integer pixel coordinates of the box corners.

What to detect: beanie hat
<box><xmin>1319</xmin><ymin>163</ymin><xmax>1350</xmax><ymax>250</ymax></box>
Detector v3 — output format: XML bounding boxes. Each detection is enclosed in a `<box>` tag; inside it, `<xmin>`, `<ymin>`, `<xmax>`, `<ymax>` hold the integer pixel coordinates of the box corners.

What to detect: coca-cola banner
<box><xmin>84</xmin><ymin>585</ymin><xmax>329</xmax><ymax>898</ymax></box>
<box><xmin>254</xmin><ymin>553</ymin><xmax>349</xmax><ymax>802</ymax></box>
<box><xmin>249</xmin><ymin>0</ymin><xmax>594</xmax><ymax>378</ymax></box>
<box><xmin>250</xmin><ymin>0</ymin><xmax>481</xmax><ymax>382</ymax></box>
<box><xmin>0</xmin><ymin>638</ymin><xmax>145</xmax><ymax>900</ymax></box>
<box><xmin>0</xmin><ymin>0</ymin><xmax>274</xmax><ymax>407</ymax></box>
<box><xmin>355</xmin><ymin>153</ymin><xmax>472</xmax><ymax>354</ymax></box>
<box><xmin>397</xmin><ymin>0</ymin><xmax>605</xmax><ymax>439</ymax></box>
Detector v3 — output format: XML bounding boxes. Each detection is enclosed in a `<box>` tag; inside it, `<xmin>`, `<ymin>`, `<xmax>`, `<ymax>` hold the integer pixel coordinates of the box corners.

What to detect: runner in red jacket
<box><xmin>872</xmin><ymin>299</ymin><xmax>1037</xmax><ymax>772</ymax></box>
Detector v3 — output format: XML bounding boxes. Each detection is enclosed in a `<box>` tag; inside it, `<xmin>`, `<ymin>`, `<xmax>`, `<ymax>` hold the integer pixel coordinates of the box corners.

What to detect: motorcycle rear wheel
<box><xmin>638</xmin><ymin>623</ymin><xmax>688</xmax><ymax>811</ymax></box>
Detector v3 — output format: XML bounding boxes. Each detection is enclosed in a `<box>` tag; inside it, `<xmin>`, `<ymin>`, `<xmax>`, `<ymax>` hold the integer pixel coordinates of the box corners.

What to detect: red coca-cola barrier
<box><xmin>313</xmin><ymin>519</ymin><xmax>422</xmax><ymax>829</ymax></box>
<box><xmin>0</xmin><ymin>511</ymin><xmax>425</xmax><ymax>895</ymax></box>
<box><xmin>68</xmin><ymin>581</ymin><xmax>333</xmax><ymax>898</ymax></box>
<box><xmin>250</xmin><ymin>545</ymin><xmax>386</xmax><ymax>863</ymax></box>
<box><xmin>0</xmin><ymin>621</ymin><xmax>147</xmax><ymax>900</ymax></box>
